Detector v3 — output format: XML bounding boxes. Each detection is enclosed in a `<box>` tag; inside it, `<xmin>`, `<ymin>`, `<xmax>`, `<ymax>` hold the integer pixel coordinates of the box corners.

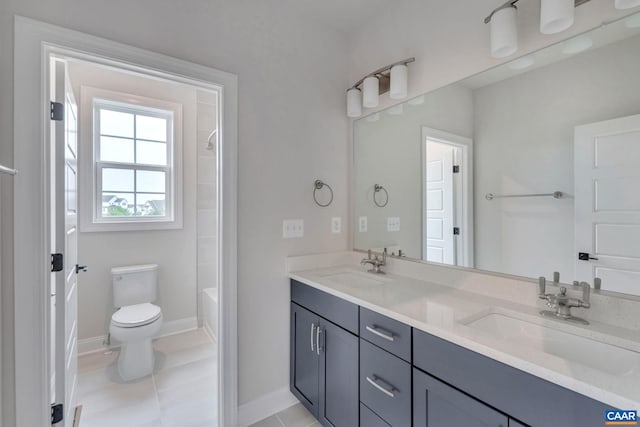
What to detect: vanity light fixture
<box><xmin>484</xmin><ymin>0</ymin><xmax>592</xmax><ymax>58</ymax></box>
<box><xmin>540</xmin><ymin>0</ymin><xmax>575</xmax><ymax>34</ymax></box>
<box><xmin>615</xmin><ymin>0</ymin><xmax>640</xmax><ymax>9</ymax></box>
<box><xmin>346</xmin><ymin>57</ymin><xmax>415</xmax><ymax>118</ymax></box>
<box><xmin>486</xmin><ymin>3</ymin><xmax>519</xmax><ymax>58</ymax></box>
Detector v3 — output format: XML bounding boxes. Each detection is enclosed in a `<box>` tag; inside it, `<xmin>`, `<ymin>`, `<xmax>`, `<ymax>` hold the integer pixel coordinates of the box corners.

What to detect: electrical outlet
<box><xmin>359</xmin><ymin>216</ymin><xmax>368</xmax><ymax>233</ymax></box>
<box><xmin>387</xmin><ymin>217</ymin><xmax>400</xmax><ymax>232</ymax></box>
<box><xmin>283</xmin><ymin>219</ymin><xmax>304</xmax><ymax>238</ymax></box>
<box><xmin>331</xmin><ymin>217</ymin><xmax>342</xmax><ymax>234</ymax></box>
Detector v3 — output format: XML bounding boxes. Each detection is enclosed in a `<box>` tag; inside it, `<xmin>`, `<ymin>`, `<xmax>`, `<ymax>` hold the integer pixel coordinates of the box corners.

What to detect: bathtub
<box><xmin>202</xmin><ymin>288</ymin><xmax>218</xmax><ymax>341</ymax></box>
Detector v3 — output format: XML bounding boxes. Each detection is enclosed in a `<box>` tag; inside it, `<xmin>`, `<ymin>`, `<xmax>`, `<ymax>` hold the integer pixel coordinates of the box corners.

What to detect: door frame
<box><xmin>14</xmin><ymin>16</ymin><xmax>238</xmax><ymax>427</ymax></box>
<box><xmin>421</xmin><ymin>127</ymin><xmax>474</xmax><ymax>268</ymax></box>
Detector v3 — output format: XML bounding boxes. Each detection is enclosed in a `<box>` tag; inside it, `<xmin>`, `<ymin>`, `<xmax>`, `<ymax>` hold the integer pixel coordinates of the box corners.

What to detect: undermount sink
<box><xmin>464</xmin><ymin>312</ymin><xmax>640</xmax><ymax>376</ymax></box>
<box><xmin>320</xmin><ymin>271</ymin><xmax>386</xmax><ymax>288</ymax></box>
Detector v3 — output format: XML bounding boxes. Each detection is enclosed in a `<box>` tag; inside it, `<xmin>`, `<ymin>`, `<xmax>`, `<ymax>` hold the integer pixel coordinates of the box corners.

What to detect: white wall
<box><xmin>473</xmin><ymin>34</ymin><xmax>640</xmax><ymax>279</ymax></box>
<box><xmin>353</xmin><ymin>84</ymin><xmax>473</xmax><ymax>257</ymax></box>
<box><xmin>67</xmin><ymin>62</ymin><xmax>199</xmax><ymax>342</ymax></box>
<box><xmin>1</xmin><ymin>1</ymin><xmax>350</xmax><ymax>422</ymax></box>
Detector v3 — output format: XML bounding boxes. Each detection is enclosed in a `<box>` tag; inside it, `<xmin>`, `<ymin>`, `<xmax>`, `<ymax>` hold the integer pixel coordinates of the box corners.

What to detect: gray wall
<box><xmin>473</xmin><ymin>34</ymin><xmax>640</xmax><ymax>279</ymax></box>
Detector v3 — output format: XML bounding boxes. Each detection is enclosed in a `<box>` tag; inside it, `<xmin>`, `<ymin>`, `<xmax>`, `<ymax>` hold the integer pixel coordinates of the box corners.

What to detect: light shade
<box><xmin>540</xmin><ymin>0</ymin><xmax>574</xmax><ymax>34</ymax></box>
<box><xmin>616</xmin><ymin>0</ymin><xmax>640</xmax><ymax>9</ymax></box>
<box><xmin>362</xmin><ymin>76</ymin><xmax>380</xmax><ymax>108</ymax></box>
<box><xmin>347</xmin><ymin>88</ymin><xmax>362</xmax><ymax>118</ymax></box>
<box><xmin>389</xmin><ymin>64</ymin><xmax>408</xmax><ymax>99</ymax></box>
<box><xmin>490</xmin><ymin>6</ymin><xmax>518</xmax><ymax>58</ymax></box>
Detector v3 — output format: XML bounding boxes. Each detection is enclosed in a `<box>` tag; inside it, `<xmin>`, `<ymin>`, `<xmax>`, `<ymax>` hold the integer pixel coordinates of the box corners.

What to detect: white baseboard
<box><xmin>237</xmin><ymin>387</ymin><xmax>299</xmax><ymax>427</ymax></box>
<box><xmin>77</xmin><ymin>316</ymin><xmax>198</xmax><ymax>355</ymax></box>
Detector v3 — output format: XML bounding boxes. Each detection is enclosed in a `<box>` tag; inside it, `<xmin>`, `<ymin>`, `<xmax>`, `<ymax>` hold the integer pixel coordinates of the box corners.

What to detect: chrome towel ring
<box><xmin>374</xmin><ymin>184</ymin><xmax>388</xmax><ymax>207</ymax></box>
<box><xmin>313</xmin><ymin>179</ymin><xmax>334</xmax><ymax>207</ymax></box>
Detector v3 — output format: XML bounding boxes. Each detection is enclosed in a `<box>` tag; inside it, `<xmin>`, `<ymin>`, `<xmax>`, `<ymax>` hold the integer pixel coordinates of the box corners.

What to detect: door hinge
<box><xmin>51</xmin><ymin>403</ymin><xmax>63</xmax><ymax>424</ymax></box>
<box><xmin>453</xmin><ymin>227</ymin><xmax>460</xmax><ymax>235</ymax></box>
<box><xmin>50</xmin><ymin>101</ymin><xmax>64</xmax><ymax>121</ymax></box>
<box><xmin>51</xmin><ymin>253</ymin><xmax>64</xmax><ymax>272</ymax></box>
<box><xmin>452</xmin><ymin>165</ymin><xmax>460</xmax><ymax>173</ymax></box>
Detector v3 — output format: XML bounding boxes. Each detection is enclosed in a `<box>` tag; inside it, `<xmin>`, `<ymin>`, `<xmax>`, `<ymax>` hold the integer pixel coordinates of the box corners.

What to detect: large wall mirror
<box><xmin>353</xmin><ymin>12</ymin><xmax>640</xmax><ymax>297</ymax></box>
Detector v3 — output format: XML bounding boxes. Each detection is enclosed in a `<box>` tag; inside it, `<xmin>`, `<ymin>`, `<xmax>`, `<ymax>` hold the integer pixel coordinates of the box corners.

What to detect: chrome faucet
<box><xmin>538</xmin><ymin>276</ymin><xmax>591</xmax><ymax>325</ymax></box>
<box><xmin>361</xmin><ymin>248</ymin><xmax>387</xmax><ymax>274</ymax></box>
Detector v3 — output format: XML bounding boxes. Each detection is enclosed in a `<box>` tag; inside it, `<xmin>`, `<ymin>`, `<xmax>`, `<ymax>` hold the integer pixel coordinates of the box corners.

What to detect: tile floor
<box><xmin>249</xmin><ymin>404</ymin><xmax>319</xmax><ymax>427</ymax></box>
<box><xmin>77</xmin><ymin>329</ymin><xmax>217</xmax><ymax>427</ymax></box>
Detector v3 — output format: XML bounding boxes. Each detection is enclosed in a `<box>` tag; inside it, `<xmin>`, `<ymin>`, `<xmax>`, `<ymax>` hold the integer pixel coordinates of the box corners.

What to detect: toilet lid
<box><xmin>112</xmin><ymin>303</ymin><xmax>162</xmax><ymax>328</ymax></box>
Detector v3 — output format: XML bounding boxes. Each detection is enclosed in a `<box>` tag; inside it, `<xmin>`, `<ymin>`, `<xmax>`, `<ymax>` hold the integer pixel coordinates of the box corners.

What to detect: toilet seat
<box><xmin>112</xmin><ymin>303</ymin><xmax>162</xmax><ymax>328</ymax></box>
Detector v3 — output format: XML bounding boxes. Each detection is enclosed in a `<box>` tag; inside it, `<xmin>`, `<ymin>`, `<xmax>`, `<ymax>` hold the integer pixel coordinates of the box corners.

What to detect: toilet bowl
<box><xmin>110</xmin><ymin>303</ymin><xmax>163</xmax><ymax>381</ymax></box>
<box><xmin>110</xmin><ymin>264</ymin><xmax>162</xmax><ymax>381</ymax></box>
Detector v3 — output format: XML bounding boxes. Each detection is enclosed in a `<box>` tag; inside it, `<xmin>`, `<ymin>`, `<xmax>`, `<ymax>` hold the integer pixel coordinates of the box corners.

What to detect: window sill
<box><xmin>80</xmin><ymin>218</ymin><xmax>183</xmax><ymax>233</ymax></box>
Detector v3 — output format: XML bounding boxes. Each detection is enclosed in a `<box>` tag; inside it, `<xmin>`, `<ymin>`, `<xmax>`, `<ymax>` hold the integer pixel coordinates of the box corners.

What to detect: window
<box><xmin>80</xmin><ymin>87</ymin><xmax>183</xmax><ymax>231</ymax></box>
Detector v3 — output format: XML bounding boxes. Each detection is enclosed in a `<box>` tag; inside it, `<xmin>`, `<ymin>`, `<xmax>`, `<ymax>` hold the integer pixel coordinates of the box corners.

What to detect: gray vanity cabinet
<box><xmin>413</xmin><ymin>368</ymin><xmax>509</xmax><ymax>427</ymax></box>
<box><xmin>290</xmin><ymin>303</ymin><xmax>320</xmax><ymax>416</ymax></box>
<box><xmin>290</xmin><ymin>281</ymin><xmax>359</xmax><ymax>426</ymax></box>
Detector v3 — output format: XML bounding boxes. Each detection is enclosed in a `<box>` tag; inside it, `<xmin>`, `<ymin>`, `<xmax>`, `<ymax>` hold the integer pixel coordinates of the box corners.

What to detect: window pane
<box><xmin>101</xmin><ymin>193</ymin><xmax>134</xmax><ymax>217</ymax></box>
<box><xmin>102</xmin><ymin>168</ymin><xmax>134</xmax><ymax>192</ymax></box>
<box><xmin>100</xmin><ymin>109</ymin><xmax>134</xmax><ymax>138</ymax></box>
<box><xmin>100</xmin><ymin>137</ymin><xmax>134</xmax><ymax>163</ymax></box>
<box><xmin>137</xmin><ymin>193</ymin><xmax>166</xmax><ymax>216</ymax></box>
<box><xmin>136</xmin><ymin>170</ymin><xmax>166</xmax><ymax>193</ymax></box>
<box><xmin>136</xmin><ymin>115</ymin><xmax>167</xmax><ymax>141</ymax></box>
<box><xmin>136</xmin><ymin>140</ymin><xmax>167</xmax><ymax>166</ymax></box>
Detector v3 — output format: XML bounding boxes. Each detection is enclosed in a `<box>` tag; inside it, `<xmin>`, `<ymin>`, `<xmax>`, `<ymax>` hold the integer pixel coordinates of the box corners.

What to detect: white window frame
<box><xmin>79</xmin><ymin>86</ymin><xmax>183</xmax><ymax>232</ymax></box>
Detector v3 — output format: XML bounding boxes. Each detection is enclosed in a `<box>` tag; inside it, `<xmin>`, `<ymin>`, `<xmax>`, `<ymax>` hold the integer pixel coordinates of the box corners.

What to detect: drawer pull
<box><xmin>310</xmin><ymin>323</ymin><xmax>316</xmax><ymax>352</ymax></box>
<box><xmin>366</xmin><ymin>325</ymin><xmax>395</xmax><ymax>342</ymax></box>
<box><xmin>366</xmin><ymin>375</ymin><xmax>395</xmax><ymax>398</ymax></box>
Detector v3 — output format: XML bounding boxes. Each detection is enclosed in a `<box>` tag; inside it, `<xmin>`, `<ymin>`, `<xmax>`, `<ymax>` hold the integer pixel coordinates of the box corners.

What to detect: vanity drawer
<box><xmin>360</xmin><ymin>339</ymin><xmax>411</xmax><ymax>427</ymax></box>
<box><xmin>360</xmin><ymin>307</ymin><xmax>411</xmax><ymax>362</ymax></box>
<box><xmin>290</xmin><ymin>280</ymin><xmax>359</xmax><ymax>334</ymax></box>
<box><xmin>360</xmin><ymin>403</ymin><xmax>390</xmax><ymax>427</ymax></box>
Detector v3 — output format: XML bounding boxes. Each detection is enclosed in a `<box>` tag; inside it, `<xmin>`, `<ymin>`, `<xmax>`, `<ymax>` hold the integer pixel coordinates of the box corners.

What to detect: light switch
<box><xmin>359</xmin><ymin>216</ymin><xmax>368</xmax><ymax>233</ymax></box>
<box><xmin>387</xmin><ymin>217</ymin><xmax>400</xmax><ymax>232</ymax></box>
<box><xmin>331</xmin><ymin>217</ymin><xmax>342</xmax><ymax>234</ymax></box>
<box><xmin>283</xmin><ymin>219</ymin><xmax>304</xmax><ymax>238</ymax></box>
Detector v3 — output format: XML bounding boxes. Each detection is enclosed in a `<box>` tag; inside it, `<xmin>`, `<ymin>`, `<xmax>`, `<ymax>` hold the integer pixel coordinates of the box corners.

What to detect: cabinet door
<box><xmin>413</xmin><ymin>368</ymin><xmax>508</xmax><ymax>427</ymax></box>
<box><xmin>290</xmin><ymin>303</ymin><xmax>320</xmax><ymax>417</ymax></box>
<box><xmin>318</xmin><ymin>320</ymin><xmax>359</xmax><ymax>427</ymax></box>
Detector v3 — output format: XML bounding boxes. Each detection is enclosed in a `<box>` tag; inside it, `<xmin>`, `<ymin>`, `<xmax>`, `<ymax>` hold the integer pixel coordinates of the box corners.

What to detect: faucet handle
<box><xmin>382</xmin><ymin>248</ymin><xmax>387</xmax><ymax>264</ymax></box>
<box><xmin>538</xmin><ymin>277</ymin><xmax>546</xmax><ymax>296</ymax></box>
<box><xmin>593</xmin><ymin>277</ymin><xmax>601</xmax><ymax>290</ymax></box>
<box><xmin>580</xmin><ymin>282</ymin><xmax>591</xmax><ymax>306</ymax></box>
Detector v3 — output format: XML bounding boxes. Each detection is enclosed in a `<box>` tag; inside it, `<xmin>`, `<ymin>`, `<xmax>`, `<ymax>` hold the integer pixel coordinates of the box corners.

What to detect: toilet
<box><xmin>109</xmin><ymin>264</ymin><xmax>163</xmax><ymax>381</ymax></box>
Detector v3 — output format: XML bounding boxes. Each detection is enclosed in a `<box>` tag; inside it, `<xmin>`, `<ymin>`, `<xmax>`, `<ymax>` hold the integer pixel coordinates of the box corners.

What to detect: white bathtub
<box><xmin>202</xmin><ymin>288</ymin><xmax>218</xmax><ymax>341</ymax></box>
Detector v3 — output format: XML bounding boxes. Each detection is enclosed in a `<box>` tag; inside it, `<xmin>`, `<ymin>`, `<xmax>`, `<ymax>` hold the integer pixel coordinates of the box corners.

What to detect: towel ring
<box><xmin>313</xmin><ymin>180</ymin><xmax>334</xmax><ymax>207</ymax></box>
<box><xmin>373</xmin><ymin>184</ymin><xmax>389</xmax><ymax>207</ymax></box>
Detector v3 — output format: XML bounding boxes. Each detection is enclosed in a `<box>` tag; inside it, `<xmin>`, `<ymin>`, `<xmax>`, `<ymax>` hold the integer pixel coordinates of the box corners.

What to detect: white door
<box><xmin>575</xmin><ymin>114</ymin><xmax>640</xmax><ymax>295</ymax></box>
<box><xmin>424</xmin><ymin>139</ymin><xmax>455</xmax><ymax>264</ymax></box>
<box><xmin>52</xmin><ymin>58</ymin><xmax>79</xmax><ymax>426</ymax></box>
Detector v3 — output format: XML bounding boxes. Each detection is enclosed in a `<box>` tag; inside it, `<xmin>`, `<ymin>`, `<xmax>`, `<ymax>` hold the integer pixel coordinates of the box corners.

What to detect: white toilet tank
<box><xmin>112</xmin><ymin>264</ymin><xmax>158</xmax><ymax>307</ymax></box>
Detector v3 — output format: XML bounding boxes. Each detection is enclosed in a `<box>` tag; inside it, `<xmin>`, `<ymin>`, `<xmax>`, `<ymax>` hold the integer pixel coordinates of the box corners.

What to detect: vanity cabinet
<box><xmin>413</xmin><ymin>329</ymin><xmax>612</xmax><ymax>427</ymax></box>
<box><xmin>290</xmin><ymin>280</ymin><xmax>615</xmax><ymax>427</ymax></box>
<box><xmin>290</xmin><ymin>281</ymin><xmax>359</xmax><ymax>426</ymax></box>
<box><xmin>413</xmin><ymin>368</ymin><xmax>509</xmax><ymax>427</ymax></box>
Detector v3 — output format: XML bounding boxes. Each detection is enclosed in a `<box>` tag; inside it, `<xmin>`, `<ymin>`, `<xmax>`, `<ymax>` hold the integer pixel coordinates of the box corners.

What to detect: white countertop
<box><xmin>289</xmin><ymin>263</ymin><xmax>640</xmax><ymax>411</ymax></box>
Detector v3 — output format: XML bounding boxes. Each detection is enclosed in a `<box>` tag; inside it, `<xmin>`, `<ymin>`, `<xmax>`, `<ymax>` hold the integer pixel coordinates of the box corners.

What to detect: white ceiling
<box><xmin>278</xmin><ymin>0</ymin><xmax>391</xmax><ymax>33</ymax></box>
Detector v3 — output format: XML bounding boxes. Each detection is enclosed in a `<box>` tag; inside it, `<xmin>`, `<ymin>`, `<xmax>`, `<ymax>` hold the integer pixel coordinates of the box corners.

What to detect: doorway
<box><xmin>49</xmin><ymin>54</ymin><xmax>221</xmax><ymax>426</ymax></box>
<box><xmin>421</xmin><ymin>127</ymin><xmax>474</xmax><ymax>268</ymax></box>
<box><xmin>14</xmin><ymin>17</ymin><xmax>238</xmax><ymax>427</ymax></box>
